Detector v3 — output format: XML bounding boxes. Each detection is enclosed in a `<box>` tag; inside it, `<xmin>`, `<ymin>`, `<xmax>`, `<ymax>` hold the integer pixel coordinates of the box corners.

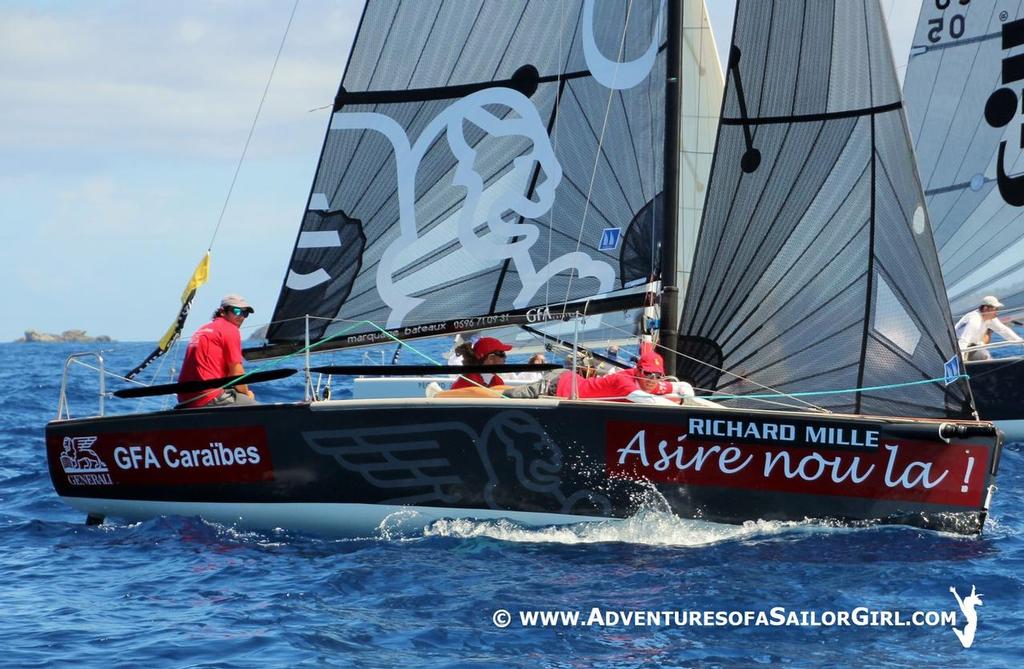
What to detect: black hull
<box><xmin>967</xmin><ymin>357</ymin><xmax>1024</xmax><ymax>439</ymax></box>
<box><xmin>45</xmin><ymin>399</ymin><xmax>1002</xmax><ymax>536</ymax></box>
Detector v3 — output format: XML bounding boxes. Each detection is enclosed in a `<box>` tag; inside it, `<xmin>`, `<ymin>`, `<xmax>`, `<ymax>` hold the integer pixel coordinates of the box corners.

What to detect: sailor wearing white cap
<box><xmin>954</xmin><ymin>296</ymin><xmax>1022</xmax><ymax>361</ymax></box>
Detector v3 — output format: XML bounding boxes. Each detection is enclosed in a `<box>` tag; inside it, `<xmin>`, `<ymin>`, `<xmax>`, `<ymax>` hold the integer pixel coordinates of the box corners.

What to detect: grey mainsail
<box><xmin>680</xmin><ymin>0</ymin><xmax>969</xmax><ymax>418</ymax></box>
<box><xmin>903</xmin><ymin>0</ymin><xmax>1024</xmax><ymax>316</ymax></box>
<box><xmin>266</xmin><ymin>0</ymin><xmax>681</xmax><ymax>351</ymax></box>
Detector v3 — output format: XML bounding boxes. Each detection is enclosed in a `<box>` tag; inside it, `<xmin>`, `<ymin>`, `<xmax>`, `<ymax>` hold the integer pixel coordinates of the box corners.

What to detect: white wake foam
<box><xmin>418</xmin><ymin>511</ymin><xmax>807</xmax><ymax>547</ymax></box>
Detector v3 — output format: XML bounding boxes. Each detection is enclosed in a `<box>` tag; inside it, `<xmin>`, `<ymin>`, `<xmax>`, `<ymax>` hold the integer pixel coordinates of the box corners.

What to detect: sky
<box><xmin>0</xmin><ymin>0</ymin><xmax>919</xmax><ymax>342</ymax></box>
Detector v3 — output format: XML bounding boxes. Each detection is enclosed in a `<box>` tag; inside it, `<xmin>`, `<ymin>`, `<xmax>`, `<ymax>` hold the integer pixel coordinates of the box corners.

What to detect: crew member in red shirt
<box><xmin>176</xmin><ymin>294</ymin><xmax>256</xmax><ymax>408</ymax></box>
<box><xmin>449</xmin><ymin>337</ymin><xmax>513</xmax><ymax>390</ymax></box>
<box><xmin>502</xmin><ymin>347</ymin><xmax>693</xmax><ymax>404</ymax></box>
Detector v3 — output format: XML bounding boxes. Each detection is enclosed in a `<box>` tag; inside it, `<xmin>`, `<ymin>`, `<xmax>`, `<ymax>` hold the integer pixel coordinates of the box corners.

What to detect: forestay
<box><xmin>679</xmin><ymin>0</ymin><xmax>970</xmax><ymax>418</ymax></box>
<box><xmin>903</xmin><ymin>0</ymin><xmax>1024</xmax><ymax>316</ymax></box>
<box><xmin>265</xmin><ymin>0</ymin><xmax>704</xmax><ymax>354</ymax></box>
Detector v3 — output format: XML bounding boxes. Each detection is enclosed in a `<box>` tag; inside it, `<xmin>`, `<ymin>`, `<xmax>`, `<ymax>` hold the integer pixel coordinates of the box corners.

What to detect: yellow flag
<box><xmin>157</xmin><ymin>253</ymin><xmax>210</xmax><ymax>348</ymax></box>
<box><xmin>126</xmin><ymin>252</ymin><xmax>211</xmax><ymax>380</ymax></box>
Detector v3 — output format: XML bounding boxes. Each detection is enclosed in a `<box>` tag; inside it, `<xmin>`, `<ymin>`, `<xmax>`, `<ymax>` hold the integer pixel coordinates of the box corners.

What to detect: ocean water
<box><xmin>2</xmin><ymin>341</ymin><xmax>1021</xmax><ymax>668</ymax></box>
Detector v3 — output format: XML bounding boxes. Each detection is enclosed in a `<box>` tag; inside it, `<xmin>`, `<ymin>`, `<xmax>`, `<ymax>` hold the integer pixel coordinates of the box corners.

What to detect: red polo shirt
<box><xmin>177</xmin><ymin>316</ymin><xmax>243</xmax><ymax>407</ymax></box>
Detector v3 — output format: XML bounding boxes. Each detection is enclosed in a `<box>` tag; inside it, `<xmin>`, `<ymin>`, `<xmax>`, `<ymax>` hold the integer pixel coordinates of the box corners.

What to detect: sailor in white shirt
<box><xmin>954</xmin><ymin>295</ymin><xmax>1022</xmax><ymax>361</ymax></box>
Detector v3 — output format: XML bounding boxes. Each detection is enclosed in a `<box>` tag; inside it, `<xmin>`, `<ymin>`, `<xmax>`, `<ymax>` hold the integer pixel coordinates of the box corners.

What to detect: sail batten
<box><xmin>680</xmin><ymin>0</ymin><xmax>968</xmax><ymax>418</ymax></box>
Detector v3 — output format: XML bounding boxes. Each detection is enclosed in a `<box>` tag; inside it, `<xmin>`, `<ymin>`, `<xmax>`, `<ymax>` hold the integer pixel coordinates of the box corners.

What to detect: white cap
<box><xmin>220</xmin><ymin>294</ymin><xmax>255</xmax><ymax>313</ymax></box>
<box><xmin>981</xmin><ymin>295</ymin><xmax>1004</xmax><ymax>309</ymax></box>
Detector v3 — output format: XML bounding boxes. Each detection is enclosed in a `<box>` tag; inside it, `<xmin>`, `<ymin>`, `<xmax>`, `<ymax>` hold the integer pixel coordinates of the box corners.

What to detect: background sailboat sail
<box><xmin>264</xmin><ymin>0</ymin><xmax>692</xmax><ymax>353</ymax></box>
<box><xmin>677</xmin><ymin>0</ymin><xmax>723</xmax><ymax>298</ymax></box>
<box><xmin>679</xmin><ymin>0</ymin><xmax>970</xmax><ymax>418</ymax></box>
<box><xmin>903</xmin><ymin>0</ymin><xmax>1024</xmax><ymax>316</ymax></box>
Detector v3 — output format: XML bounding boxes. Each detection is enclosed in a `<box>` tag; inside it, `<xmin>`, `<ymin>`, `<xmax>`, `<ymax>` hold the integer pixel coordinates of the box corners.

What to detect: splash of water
<box><xmin>419</xmin><ymin>511</ymin><xmax>810</xmax><ymax>547</ymax></box>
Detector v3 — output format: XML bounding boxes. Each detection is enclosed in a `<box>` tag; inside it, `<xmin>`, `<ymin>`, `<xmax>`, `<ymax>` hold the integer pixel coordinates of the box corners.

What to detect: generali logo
<box><xmin>950</xmin><ymin>585</ymin><xmax>983</xmax><ymax>648</ymax></box>
<box><xmin>58</xmin><ymin>436</ymin><xmax>113</xmax><ymax>486</ymax></box>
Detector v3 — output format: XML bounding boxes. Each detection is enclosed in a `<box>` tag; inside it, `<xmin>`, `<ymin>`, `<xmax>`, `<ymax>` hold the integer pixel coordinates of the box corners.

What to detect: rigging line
<box><xmin>722</xmin><ymin>320</ymin><xmax>864</xmax><ymax>385</ymax></box>
<box><xmin>688</xmin><ymin>386</ymin><xmax>824</xmax><ymax>412</ymax></box>
<box><xmin>646</xmin><ymin>5</ymin><xmax>658</xmax><ymax>290</ymax></box>
<box><xmin>561</xmin><ymin>0</ymin><xmax>638</xmax><ymax>316</ymax></box>
<box><xmin>177</xmin><ymin>318</ymin><xmax>376</xmax><ymax>407</ymax></box>
<box><xmin>207</xmin><ymin>0</ymin><xmax>299</xmax><ymax>252</ymax></box>
<box><xmin>594</xmin><ymin>317</ymin><xmax>830</xmax><ymax>413</ymax></box>
<box><xmin>69</xmin><ymin>359</ymin><xmax>149</xmax><ymax>388</ymax></box>
<box><xmin>545</xmin><ymin>0</ymin><xmax>567</xmax><ymax>307</ymax></box>
<box><xmin>709</xmin><ymin>374</ymin><xmax>969</xmax><ymax>400</ymax></box>
<box><xmin>965</xmin><ymin>355</ymin><xmax>1024</xmax><ymax>381</ymax></box>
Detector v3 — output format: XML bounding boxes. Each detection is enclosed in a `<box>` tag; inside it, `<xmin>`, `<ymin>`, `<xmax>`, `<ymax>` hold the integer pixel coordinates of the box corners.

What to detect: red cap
<box><xmin>473</xmin><ymin>337</ymin><xmax>512</xmax><ymax>358</ymax></box>
<box><xmin>636</xmin><ymin>349</ymin><xmax>665</xmax><ymax>375</ymax></box>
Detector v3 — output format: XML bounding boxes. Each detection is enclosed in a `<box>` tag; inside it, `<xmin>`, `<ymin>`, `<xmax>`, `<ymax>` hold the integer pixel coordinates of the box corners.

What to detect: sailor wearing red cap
<box><xmin>450</xmin><ymin>337</ymin><xmax>514</xmax><ymax>390</ymax></box>
<box><xmin>502</xmin><ymin>346</ymin><xmax>694</xmax><ymax>404</ymax></box>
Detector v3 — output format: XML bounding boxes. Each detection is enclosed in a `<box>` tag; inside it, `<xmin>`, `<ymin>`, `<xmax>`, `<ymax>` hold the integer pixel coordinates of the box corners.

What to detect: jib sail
<box><xmin>679</xmin><ymin>0</ymin><xmax>970</xmax><ymax>418</ymax></box>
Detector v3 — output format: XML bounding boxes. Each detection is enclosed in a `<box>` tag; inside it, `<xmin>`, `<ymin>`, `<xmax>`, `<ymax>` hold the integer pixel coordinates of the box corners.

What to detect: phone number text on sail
<box><xmin>453</xmin><ymin>314</ymin><xmax>512</xmax><ymax>330</ymax></box>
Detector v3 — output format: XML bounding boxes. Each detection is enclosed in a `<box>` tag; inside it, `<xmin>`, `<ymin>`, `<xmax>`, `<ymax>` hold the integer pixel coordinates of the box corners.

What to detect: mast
<box><xmin>659</xmin><ymin>0</ymin><xmax>682</xmax><ymax>373</ymax></box>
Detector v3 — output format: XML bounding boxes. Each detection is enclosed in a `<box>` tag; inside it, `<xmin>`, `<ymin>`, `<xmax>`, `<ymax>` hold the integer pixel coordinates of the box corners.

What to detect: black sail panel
<box><xmin>680</xmin><ymin>0</ymin><xmax>970</xmax><ymax>418</ymax></box>
<box><xmin>267</xmin><ymin>1</ymin><xmax>673</xmax><ymax>347</ymax></box>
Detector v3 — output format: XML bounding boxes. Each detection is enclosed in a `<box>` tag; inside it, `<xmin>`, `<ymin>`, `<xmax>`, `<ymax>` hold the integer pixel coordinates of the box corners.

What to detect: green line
<box><xmin>708</xmin><ymin>374</ymin><xmax>969</xmax><ymax>400</ymax></box>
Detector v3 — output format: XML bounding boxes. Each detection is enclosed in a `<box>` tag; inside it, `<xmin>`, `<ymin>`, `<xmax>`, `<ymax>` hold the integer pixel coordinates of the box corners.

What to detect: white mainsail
<box><xmin>677</xmin><ymin>0</ymin><xmax>724</xmax><ymax>298</ymax></box>
<box><xmin>904</xmin><ymin>0</ymin><xmax>1024</xmax><ymax>315</ymax></box>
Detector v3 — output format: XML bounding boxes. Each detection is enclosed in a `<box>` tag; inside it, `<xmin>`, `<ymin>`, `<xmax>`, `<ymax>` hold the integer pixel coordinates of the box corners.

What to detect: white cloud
<box><xmin>0</xmin><ymin>2</ymin><xmax>359</xmax><ymax>159</ymax></box>
<box><xmin>177</xmin><ymin>18</ymin><xmax>208</xmax><ymax>44</ymax></box>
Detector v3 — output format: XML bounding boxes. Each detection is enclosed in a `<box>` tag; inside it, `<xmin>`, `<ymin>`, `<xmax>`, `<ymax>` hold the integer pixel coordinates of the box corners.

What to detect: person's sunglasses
<box><xmin>488</xmin><ymin>351</ymin><xmax>507</xmax><ymax>359</ymax></box>
<box><xmin>641</xmin><ymin>371</ymin><xmax>661</xmax><ymax>379</ymax></box>
<box><xmin>228</xmin><ymin>306</ymin><xmax>250</xmax><ymax>317</ymax></box>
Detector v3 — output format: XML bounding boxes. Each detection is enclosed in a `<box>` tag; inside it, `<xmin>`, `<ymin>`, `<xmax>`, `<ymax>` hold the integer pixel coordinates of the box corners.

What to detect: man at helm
<box><xmin>176</xmin><ymin>294</ymin><xmax>257</xmax><ymax>408</ymax></box>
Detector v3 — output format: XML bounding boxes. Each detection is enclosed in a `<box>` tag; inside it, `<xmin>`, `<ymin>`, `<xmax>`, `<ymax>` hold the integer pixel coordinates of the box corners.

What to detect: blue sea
<box><xmin>2</xmin><ymin>341</ymin><xmax>1021</xmax><ymax>668</ymax></box>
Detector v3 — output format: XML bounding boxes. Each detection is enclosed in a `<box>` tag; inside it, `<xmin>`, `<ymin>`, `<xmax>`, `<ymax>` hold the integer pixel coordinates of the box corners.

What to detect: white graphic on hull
<box><xmin>59</xmin><ymin>436</ymin><xmax>108</xmax><ymax>474</ymax></box>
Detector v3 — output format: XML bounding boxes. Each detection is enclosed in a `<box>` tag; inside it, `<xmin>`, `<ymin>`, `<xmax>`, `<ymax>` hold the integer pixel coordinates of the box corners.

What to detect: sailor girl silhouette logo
<box><xmin>949</xmin><ymin>585</ymin><xmax>983</xmax><ymax>648</ymax></box>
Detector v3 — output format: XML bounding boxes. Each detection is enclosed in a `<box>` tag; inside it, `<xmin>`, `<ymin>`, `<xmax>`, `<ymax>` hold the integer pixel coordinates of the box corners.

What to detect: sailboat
<box><xmin>903</xmin><ymin>0</ymin><xmax>1024</xmax><ymax>439</ymax></box>
<box><xmin>46</xmin><ymin>0</ymin><xmax>1001</xmax><ymax>537</ymax></box>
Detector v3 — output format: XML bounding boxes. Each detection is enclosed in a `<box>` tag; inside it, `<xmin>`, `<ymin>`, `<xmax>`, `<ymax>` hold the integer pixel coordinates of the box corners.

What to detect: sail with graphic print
<box><xmin>679</xmin><ymin>0</ymin><xmax>970</xmax><ymax>419</ymax></box>
<box><xmin>44</xmin><ymin>0</ymin><xmax>1002</xmax><ymax>539</ymax></box>
<box><xmin>256</xmin><ymin>0</ymin><xmax>720</xmax><ymax>357</ymax></box>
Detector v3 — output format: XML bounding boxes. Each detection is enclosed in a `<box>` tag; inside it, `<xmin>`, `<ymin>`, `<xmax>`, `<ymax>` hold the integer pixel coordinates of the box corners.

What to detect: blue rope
<box><xmin>708</xmin><ymin>374</ymin><xmax>969</xmax><ymax>400</ymax></box>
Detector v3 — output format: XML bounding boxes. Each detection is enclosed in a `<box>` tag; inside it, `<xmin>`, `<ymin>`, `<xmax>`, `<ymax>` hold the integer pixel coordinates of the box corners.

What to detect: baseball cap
<box><xmin>637</xmin><ymin>350</ymin><xmax>665</xmax><ymax>375</ymax></box>
<box><xmin>220</xmin><ymin>294</ymin><xmax>255</xmax><ymax>314</ymax></box>
<box><xmin>981</xmin><ymin>295</ymin><xmax>1004</xmax><ymax>309</ymax></box>
<box><xmin>473</xmin><ymin>337</ymin><xmax>512</xmax><ymax>358</ymax></box>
